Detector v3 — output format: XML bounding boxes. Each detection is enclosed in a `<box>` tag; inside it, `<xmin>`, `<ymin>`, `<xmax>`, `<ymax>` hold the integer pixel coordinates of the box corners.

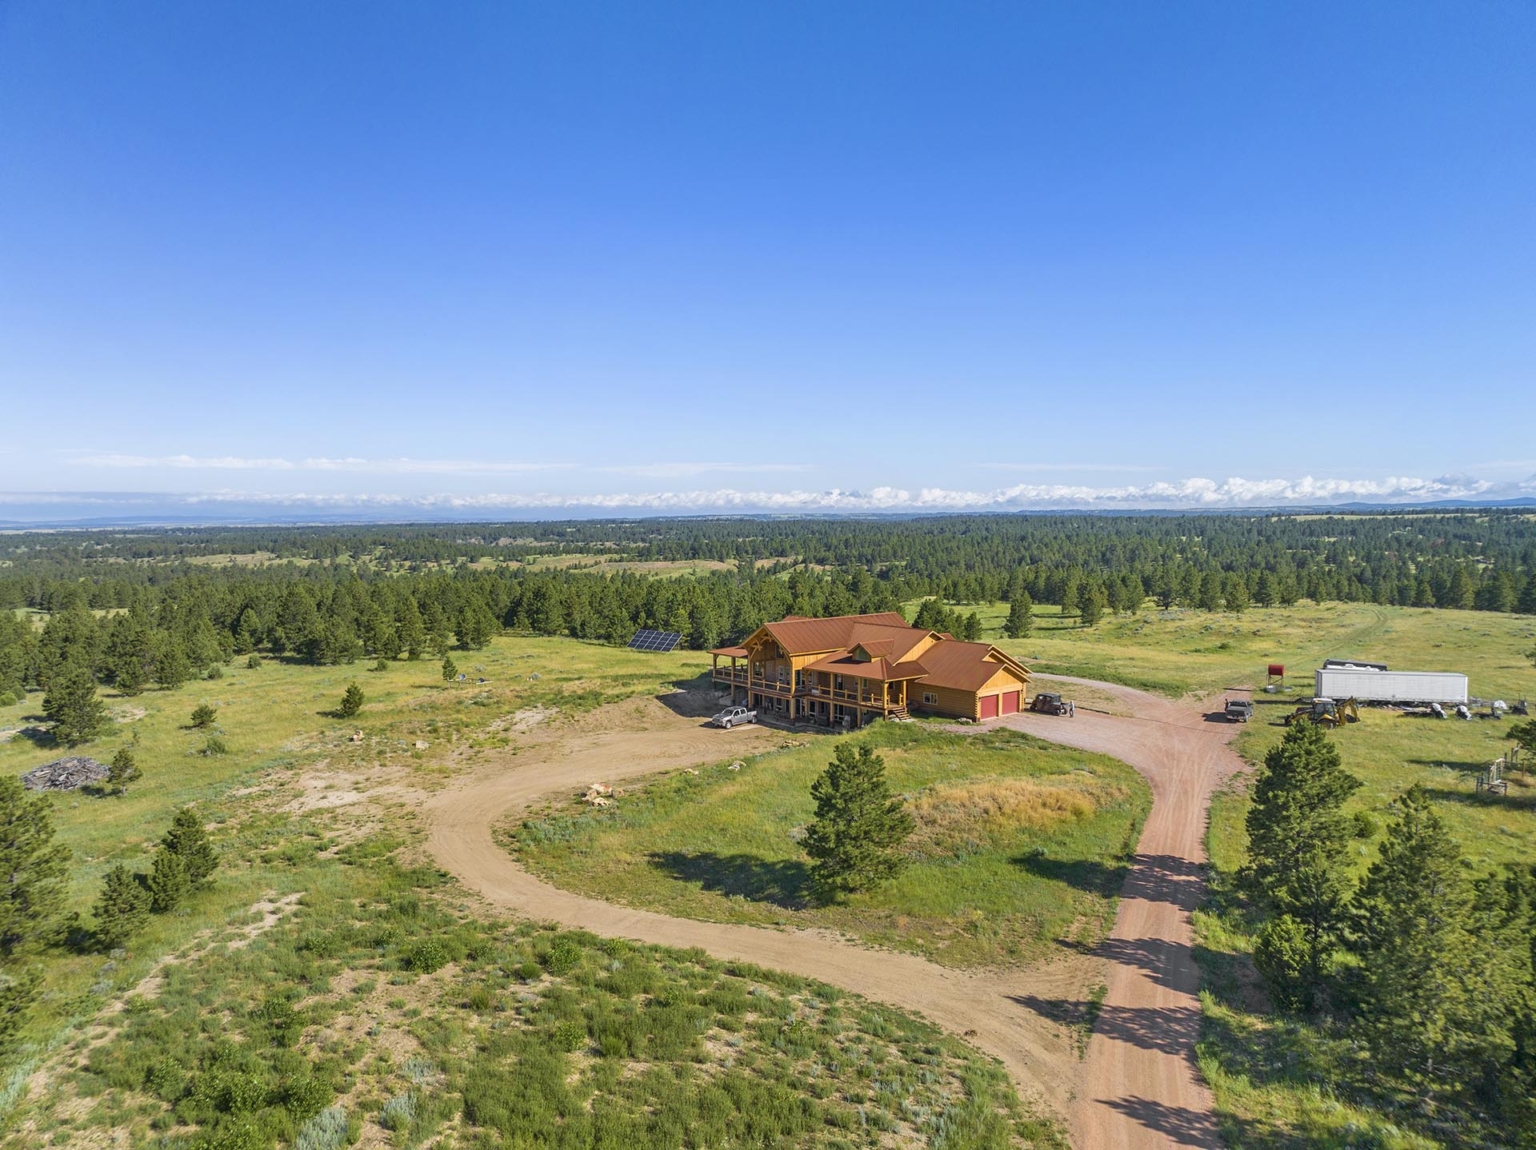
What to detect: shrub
<box><xmin>145</xmin><ymin>1056</ymin><xmax>188</xmax><ymax>1101</ymax></box>
<box><xmin>516</xmin><ymin>962</ymin><xmax>543</xmax><ymax>982</ymax></box>
<box><xmin>1252</xmin><ymin>914</ymin><xmax>1312</xmax><ymax>1013</ymax></box>
<box><xmin>295</xmin><ymin>1106</ymin><xmax>349</xmax><ymax>1150</ymax></box>
<box><xmin>542</xmin><ymin>937</ymin><xmax>584</xmax><ymax>975</ymax></box>
<box><xmin>403</xmin><ymin>937</ymin><xmax>449</xmax><ymax>974</ymax></box>
<box><xmin>1351</xmin><ymin>810</ymin><xmax>1379</xmax><ymax>839</ymax></box>
<box><xmin>551</xmin><ymin>1020</ymin><xmax>588</xmax><ymax>1052</ymax></box>
<box><xmin>201</xmin><ymin>735</ymin><xmax>229</xmax><ymax>756</ymax></box>
<box><xmin>246</xmin><ymin>654</ymin><xmax>261</xmax><ymax>670</ymax></box>
<box><xmin>0</xmin><ymin>692</ymin><xmax>14</xmax><ymax>707</ymax></box>
<box><xmin>190</xmin><ymin>703</ymin><xmax>218</xmax><ymax>729</ymax></box>
<box><xmin>371</xmin><ymin>657</ymin><xmax>389</xmax><ymax>672</ymax></box>
<box><xmin>206</xmin><ymin>665</ymin><xmax>224</xmax><ymax>680</ymax></box>
<box><xmin>379</xmin><ymin>1092</ymin><xmax>417</xmax><ymax>1132</ymax></box>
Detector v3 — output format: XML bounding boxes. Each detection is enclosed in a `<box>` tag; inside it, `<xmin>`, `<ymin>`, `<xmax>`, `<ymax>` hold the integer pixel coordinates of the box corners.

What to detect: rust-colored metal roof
<box><xmin>915</xmin><ymin>640</ymin><xmax>1031</xmax><ymax>692</ymax></box>
<box><xmin>709</xmin><ymin>645</ymin><xmax>749</xmax><ymax>658</ymax></box>
<box><xmin>803</xmin><ymin>652</ymin><xmax>930</xmax><ymax>681</ymax></box>
<box><xmin>741</xmin><ymin>612</ymin><xmax>1028</xmax><ymax>696</ymax></box>
<box><xmin>759</xmin><ymin>612</ymin><xmax>921</xmax><ymax>656</ymax></box>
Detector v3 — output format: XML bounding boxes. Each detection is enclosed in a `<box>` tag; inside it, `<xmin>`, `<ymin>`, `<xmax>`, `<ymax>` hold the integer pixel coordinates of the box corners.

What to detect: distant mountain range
<box><xmin>2</xmin><ymin>492</ymin><xmax>1534</xmax><ymax>530</ymax></box>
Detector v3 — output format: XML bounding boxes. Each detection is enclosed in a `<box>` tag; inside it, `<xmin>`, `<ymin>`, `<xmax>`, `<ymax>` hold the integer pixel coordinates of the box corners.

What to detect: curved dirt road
<box><xmin>425</xmin><ymin>683</ymin><xmax>1244</xmax><ymax>1148</ymax></box>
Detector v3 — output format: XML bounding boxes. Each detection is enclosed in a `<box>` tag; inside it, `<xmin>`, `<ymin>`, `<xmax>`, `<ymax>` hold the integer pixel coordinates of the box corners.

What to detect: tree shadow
<box><xmin>646</xmin><ymin>850</ymin><xmax>813</xmax><ymax>910</ymax></box>
<box><xmin>1406</xmin><ymin>758</ymin><xmax>1495</xmax><ymax>775</ymax></box>
<box><xmin>10</xmin><ymin>725</ymin><xmax>56</xmax><ymax>747</ymax></box>
<box><xmin>1012</xmin><ymin>853</ymin><xmax>1131</xmax><ymax>899</ymax></box>
<box><xmin>1018</xmin><ymin>851</ymin><xmax>1206</xmax><ymax>910</ymax></box>
<box><xmin>1102</xmin><ymin>1095</ymin><xmax>1224</xmax><ymax>1147</ymax></box>
<box><xmin>1420</xmin><ymin>785</ymin><xmax>1536</xmax><ymax>811</ymax></box>
<box><xmin>1057</xmin><ymin>935</ymin><xmax>1204</xmax><ymax>994</ymax></box>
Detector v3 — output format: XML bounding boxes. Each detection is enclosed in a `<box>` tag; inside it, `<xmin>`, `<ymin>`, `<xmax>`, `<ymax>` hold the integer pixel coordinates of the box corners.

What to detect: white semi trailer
<box><xmin>1313</xmin><ymin>668</ymin><xmax>1468</xmax><ymax>706</ymax></box>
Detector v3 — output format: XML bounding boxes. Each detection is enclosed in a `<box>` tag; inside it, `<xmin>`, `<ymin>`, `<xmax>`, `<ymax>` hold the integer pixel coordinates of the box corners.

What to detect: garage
<box><xmin>1000</xmin><ymin>690</ymin><xmax>1019</xmax><ymax>715</ymax></box>
<box><xmin>979</xmin><ymin>693</ymin><xmax>1000</xmax><ymax>720</ymax></box>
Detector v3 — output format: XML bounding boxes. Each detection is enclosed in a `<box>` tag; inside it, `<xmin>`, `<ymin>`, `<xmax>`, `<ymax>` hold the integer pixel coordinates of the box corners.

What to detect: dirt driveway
<box><xmin>1002</xmin><ymin>677</ymin><xmax>1243</xmax><ymax>1148</ymax></box>
<box><xmin>425</xmin><ymin>680</ymin><xmax>1245</xmax><ymax>1148</ymax></box>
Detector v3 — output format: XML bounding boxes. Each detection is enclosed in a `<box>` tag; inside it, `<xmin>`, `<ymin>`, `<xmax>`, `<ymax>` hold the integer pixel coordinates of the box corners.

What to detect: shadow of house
<box><xmin>647</xmin><ymin>850</ymin><xmax>813</xmax><ymax>911</ymax></box>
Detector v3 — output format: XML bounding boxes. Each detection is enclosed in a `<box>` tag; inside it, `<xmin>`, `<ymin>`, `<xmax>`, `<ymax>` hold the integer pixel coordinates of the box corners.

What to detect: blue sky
<box><xmin>2</xmin><ymin>2</ymin><xmax>1533</xmax><ymax>518</ymax></box>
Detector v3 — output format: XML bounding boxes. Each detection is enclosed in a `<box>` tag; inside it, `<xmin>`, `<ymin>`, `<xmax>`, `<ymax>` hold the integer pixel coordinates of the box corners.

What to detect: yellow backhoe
<box><xmin>1283</xmin><ymin>696</ymin><xmax>1360</xmax><ymax>728</ymax></box>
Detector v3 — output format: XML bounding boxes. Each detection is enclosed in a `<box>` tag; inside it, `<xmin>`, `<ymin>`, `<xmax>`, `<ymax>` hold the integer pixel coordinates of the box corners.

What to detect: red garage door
<box><xmin>1000</xmin><ymin>690</ymin><xmax>1019</xmax><ymax>715</ymax></box>
<box><xmin>979</xmin><ymin>693</ymin><xmax>1000</xmax><ymax>720</ymax></box>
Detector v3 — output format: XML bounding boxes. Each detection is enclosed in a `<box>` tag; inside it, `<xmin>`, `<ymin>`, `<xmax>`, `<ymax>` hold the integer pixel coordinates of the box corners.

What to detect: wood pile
<box><xmin>22</xmin><ymin>755</ymin><xmax>109</xmax><ymax>792</ymax></box>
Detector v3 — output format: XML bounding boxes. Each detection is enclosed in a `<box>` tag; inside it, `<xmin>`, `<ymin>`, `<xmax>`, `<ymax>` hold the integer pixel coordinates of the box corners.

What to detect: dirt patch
<box><xmin>490</xmin><ymin>705</ymin><xmax>557</xmax><ymax>734</ymax></box>
<box><xmin>285</xmin><ymin>769</ymin><xmax>413</xmax><ymax>814</ymax></box>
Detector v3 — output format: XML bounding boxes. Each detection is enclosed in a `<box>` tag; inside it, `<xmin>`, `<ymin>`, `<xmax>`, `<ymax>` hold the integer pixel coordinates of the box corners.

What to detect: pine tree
<box><xmin>803</xmin><ymin>744</ymin><xmax>914</xmax><ymax>899</ymax></box>
<box><xmin>399</xmin><ymin>599</ymin><xmax>427</xmax><ymax>660</ymax></box>
<box><xmin>1351</xmin><ymin>786</ymin><xmax>1482</xmax><ymax>1102</ymax></box>
<box><xmin>162</xmin><ymin>808</ymin><xmax>217</xmax><ymax>886</ymax></box>
<box><xmin>93</xmin><ymin>864</ymin><xmax>149</xmax><ymax>950</ymax></box>
<box><xmin>154</xmin><ymin>636</ymin><xmax>191</xmax><ymax>690</ymax></box>
<box><xmin>1079</xmin><ymin>586</ymin><xmax>1106</xmax><ymax>626</ymax></box>
<box><xmin>1519</xmin><ymin>573</ymin><xmax>1536</xmax><ymax>616</ymax></box>
<box><xmin>336</xmin><ymin>683</ymin><xmax>364</xmax><ymax>718</ymax></box>
<box><xmin>913</xmin><ymin>599</ymin><xmax>950</xmax><ymax>632</ymax></box>
<box><xmin>1253</xmin><ymin>570</ymin><xmax>1278</xmax><ymax>608</ymax></box>
<box><xmin>42</xmin><ymin>662</ymin><xmax>106</xmax><ymax>746</ymax></box>
<box><xmin>1004</xmin><ymin>593</ymin><xmax>1034</xmax><ymax>638</ymax></box>
<box><xmin>108</xmin><ymin>746</ymin><xmax>142</xmax><ymax>796</ymax></box>
<box><xmin>1447</xmin><ymin>565</ymin><xmax>1476</xmax><ymax>609</ymax></box>
<box><xmin>1241</xmin><ymin>721</ymin><xmax>1360</xmax><ymax>1010</ymax></box>
<box><xmin>441</xmin><ymin>655</ymin><xmax>459</xmax><ymax>682</ymax></box>
<box><xmin>147</xmin><ymin>849</ymin><xmax>189</xmax><ymax>913</ymax></box>
<box><xmin>0</xmin><ymin>966</ymin><xmax>42</xmax><ymax>1060</ymax></box>
<box><xmin>189</xmin><ymin>703</ymin><xmax>218</xmax><ymax>729</ymax></box>
<box><xmin>0</xmin><ymin>777</ymin><xmax>71</xmax><ymax>957</ymax></box>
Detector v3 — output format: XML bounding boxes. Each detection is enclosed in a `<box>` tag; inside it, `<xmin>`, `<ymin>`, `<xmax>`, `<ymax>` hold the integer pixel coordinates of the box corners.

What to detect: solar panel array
<box><xmin>628</xmin><ymin>628</ymin><xmax>682</xmax><ymax>652</ymax></box>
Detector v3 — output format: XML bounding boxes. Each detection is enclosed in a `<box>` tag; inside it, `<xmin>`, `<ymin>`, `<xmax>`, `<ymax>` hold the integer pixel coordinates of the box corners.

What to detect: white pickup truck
<box><xmin>711</xmin><ymin>706</ymin><xmax>757</xmax><ymax>729</ymax></box>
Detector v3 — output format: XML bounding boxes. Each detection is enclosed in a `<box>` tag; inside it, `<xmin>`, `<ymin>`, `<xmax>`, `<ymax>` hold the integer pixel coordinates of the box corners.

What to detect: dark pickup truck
<box><xmin>1223</xmin><ymin>698</ymin><xmax>1255</xmax><ymax>723</ymax></box>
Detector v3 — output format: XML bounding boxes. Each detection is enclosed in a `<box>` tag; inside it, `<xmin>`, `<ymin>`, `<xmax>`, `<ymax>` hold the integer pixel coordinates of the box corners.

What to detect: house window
<box><xmin>922</xmin><ymin>692</ymin><xmax>939</xmax><ymax>706</ymax></box>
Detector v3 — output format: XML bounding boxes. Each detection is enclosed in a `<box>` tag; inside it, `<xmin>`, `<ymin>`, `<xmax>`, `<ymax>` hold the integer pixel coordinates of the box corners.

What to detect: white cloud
<box><xmin>93</xmin><ymin>471</ymin><xmax>1530</xmax><ymax>513</ymax></box>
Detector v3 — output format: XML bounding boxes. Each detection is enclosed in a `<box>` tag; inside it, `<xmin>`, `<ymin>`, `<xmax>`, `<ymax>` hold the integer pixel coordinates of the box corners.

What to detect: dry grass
<box><xmin>909</xmin><ymin>777</ymin><xmax>1105</xmax><ymax>851</ymax></box>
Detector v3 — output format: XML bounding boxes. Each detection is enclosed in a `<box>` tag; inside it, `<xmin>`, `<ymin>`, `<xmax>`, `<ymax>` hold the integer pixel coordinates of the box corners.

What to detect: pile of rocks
<box><xmin>22</xmin><ymin>755</ymin><xmax>109</xmax><ymax>792</ymax></box>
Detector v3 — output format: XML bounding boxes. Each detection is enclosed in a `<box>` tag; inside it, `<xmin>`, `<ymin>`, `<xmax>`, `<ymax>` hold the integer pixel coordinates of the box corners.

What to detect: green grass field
<box><xmin>947</xmin><ymin>599</ymin><xmax>1536</xmax><ymax>703</ymax></box>
<box><xmin>510</xmin><ymin>722</ymin><xmax>1150</xmax><ymax>968</ymax></box>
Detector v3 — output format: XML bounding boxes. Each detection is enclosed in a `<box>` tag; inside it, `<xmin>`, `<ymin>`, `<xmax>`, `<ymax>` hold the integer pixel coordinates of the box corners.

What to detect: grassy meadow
<box><xmin>510</xmin><ymin>723</ymin><xmax>1150</xmax><ymax>968</ymax></box>
<box><xmin>12</xmin><ymin>837</ymin><xmax>1062</xmax><ymax>1150</ymax></box>
<box><xmin>952</xmin><ymin>599</ymin><xmax>1536</xmax><ymax>703</ymax></box>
